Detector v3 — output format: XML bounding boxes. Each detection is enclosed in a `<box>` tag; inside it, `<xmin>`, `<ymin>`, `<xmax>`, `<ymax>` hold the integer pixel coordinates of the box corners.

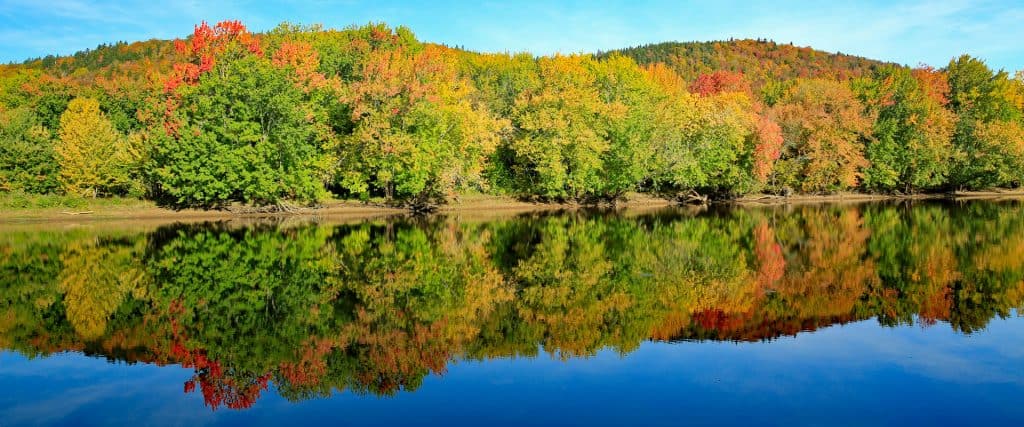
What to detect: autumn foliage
<box><xmin>690</xmin><ymin>70</ymin><xmax>751</xmax><ymax>97</ymax></box>
<box><xmin>166</xmin><ymin>20</ymin><xmax>262</xmax><ymax>93</ymax></box>
<box><xmin>1</xmin><ymin>20</ymin><xmax>1024</xmax><ymax>207</ymax></box>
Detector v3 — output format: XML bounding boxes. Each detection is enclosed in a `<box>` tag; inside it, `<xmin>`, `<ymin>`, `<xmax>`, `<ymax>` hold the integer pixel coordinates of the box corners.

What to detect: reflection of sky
<box><xmin>2</xmin><ymin>317</ymin><xmax>1023</xmax><ymax>426</ymax></box>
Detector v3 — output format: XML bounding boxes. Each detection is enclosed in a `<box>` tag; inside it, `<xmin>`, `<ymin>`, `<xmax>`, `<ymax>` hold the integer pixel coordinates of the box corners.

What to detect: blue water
<box><xmin>2</xmin><ymin>316</ymin><xmax>1021</xmax><ymax>426</ymax></box>
<box><xmin>3</xmin><ymin>203</ymin><xmax>1024</xmax><ymax>425</ymax></box>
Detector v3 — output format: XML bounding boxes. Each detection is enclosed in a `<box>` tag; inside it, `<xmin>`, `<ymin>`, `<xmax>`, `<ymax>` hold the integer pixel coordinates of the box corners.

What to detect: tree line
<box><xmin>1</xmin><ymin>20</ymin><xmax>1023</xmax><ymax>208</ymax></box>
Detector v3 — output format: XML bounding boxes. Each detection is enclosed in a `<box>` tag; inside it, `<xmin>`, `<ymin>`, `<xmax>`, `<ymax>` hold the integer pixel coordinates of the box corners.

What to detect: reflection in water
<box><xmin>2</xmin><ymin>202</ymin><xmax>1024</xmax><ymax>410</ymax></box>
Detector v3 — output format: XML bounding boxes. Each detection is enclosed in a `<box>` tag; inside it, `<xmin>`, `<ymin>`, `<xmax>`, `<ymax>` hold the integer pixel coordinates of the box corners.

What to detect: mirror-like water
<box><xmin>1</xmin><ymin>202</ymin><xmax>1023</xmax><ymax>425</ymax></box>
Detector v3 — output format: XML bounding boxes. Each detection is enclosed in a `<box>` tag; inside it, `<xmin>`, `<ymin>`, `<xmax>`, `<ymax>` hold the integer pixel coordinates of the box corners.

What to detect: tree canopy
<box><xmin>2</xmin><ymin>20</ymin><xmax>1023</xmax><ymax>207</ymax></box>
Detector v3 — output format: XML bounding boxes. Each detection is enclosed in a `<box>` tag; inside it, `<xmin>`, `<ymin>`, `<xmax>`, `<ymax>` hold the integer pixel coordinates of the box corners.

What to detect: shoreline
<box><xmin>3</xmin><ymin>191</ymin><xmax>1024</xmax><ymax>224</ymax></box>
<box><xmin>732</xmin><ymin>189</ymin><xmax>1024</xmax><ymax>206</ymax></box>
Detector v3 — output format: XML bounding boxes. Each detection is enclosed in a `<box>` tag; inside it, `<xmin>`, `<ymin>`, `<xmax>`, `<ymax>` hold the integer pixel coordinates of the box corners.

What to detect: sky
<box><xmin>0</xmin><ymin>0</ymin><xmax>1022</xmax><ymax>71</ymax></box>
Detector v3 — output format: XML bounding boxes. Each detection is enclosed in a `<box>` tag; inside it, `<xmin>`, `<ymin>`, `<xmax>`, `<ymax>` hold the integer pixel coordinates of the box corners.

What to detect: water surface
<box><xmin>1</xmin><ymin>202</ymin><xmax>1023</xmax><ymax>425</ymax></box>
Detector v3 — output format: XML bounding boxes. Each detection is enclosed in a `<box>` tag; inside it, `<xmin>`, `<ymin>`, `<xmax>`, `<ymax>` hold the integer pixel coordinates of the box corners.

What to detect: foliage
<box><xmin>956</xmin><ymin>120</ymin><xmax>1024</xmax><ymax>188</ymax></box>
<box><xmin>858</xmin><ymin>65</ymin><xmax>955</xmax><ymax>192</ymax></box>
<box><xmin>772</xmin><ymin>79</ymin><xmax>872</xmax><ymax>193</ymax></box>
<box><xmin>946</xmin><ymin>55</ymin><xmax>1024</xmax><ymax>189</ymax></box>
<box><xmin>335</xmin><ymin>43</ymin><xmax>501</xmax><ymax>204</ymax></box>
<box><xmin>151</xmin><ymin>22</ymin><xmax>325</xmax><ymax>207</ymax></box>
<box><xmin>55</xmin><ymin>97</ymin><xmax>139</xmax><ymax>197</ymax></box>
<box><xmin>500</xmin><ymin>54</ymin><xmax>622</xmax><ymax>200</ymax></box>
<box><xmin>0</xmin><ymin>106</ymin><xmax>60</xmax><ymax>194</ymax></box>
<box><xmin>3</xmin><ymin>20</ymin><xmax>1024</xmax><ymax>206</ymax></box>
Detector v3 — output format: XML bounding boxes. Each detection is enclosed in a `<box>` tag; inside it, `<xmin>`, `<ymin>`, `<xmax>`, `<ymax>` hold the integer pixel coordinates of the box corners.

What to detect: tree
<box><xmin>689</xmin><ymin>70</ymin><xmax>751</xmax><ymax>98</ymax></box>
<box><xmin>334</xmin><ymin>43</ymin><xmax>501</xmax><ymax>205</ymax></box>
<box><xmin>946</xmin><ymin>55</ymin><xmax>1024</xmax><ymax>189</ymax></box>
<box><xmin>462</xmin><ymin>52</ymin><xmax>541</xmax><ymax>193</ymax></box>
<box><xmin>501</xmin><ymin>54</ymin><xmax>626</xmax><ymax>201</ymax></box>
<box><xmin>859</xmin><ymin>66</ymin><xmax>954</xmax><ymax>192</ymax></box>
<box><xmin>55</xmin><ymin>97</ymin><xmax>138</xmax><ymax>197</ymax></box>
<box><xmin>590</xmin><ymin>55</ymin><xmax>661</xmax><ymax>199</ymax></box>
<box><xmin>752</xmin><ymin>114</ymin><xmax>784</xmax><ymax>185</ymax></box>
<box><xmin>685</xmin><ymin>69</ymin><xmax>782</xmax><ymax>192</ymax></box>
<box><xmin>958</xmin><ymin>120</ymin><xmax>1024</xmax><ymax>188</ymax></box>
<box><xmin>153</xmin><ymin>21</ymin><xmax>326</xmax><ymax>208</ymax></box>
<box><xmin>0</xmin><ymin>107</ymin><xmax>60</xmax><ymax>194</ymax></box>
<box><xmin>946</xmin><ymin>55</ymin><xmax>1019</xmax><ymax>122</ymax></box>
<box><xmin>772</xmin><ymin>79</ymin><xmax>872</xmax><ymax>193</ymax></box>
<box><xmin>646</xmin><ymin>65</ymin><xmax>778</xmax><ymax>198</ymax></box>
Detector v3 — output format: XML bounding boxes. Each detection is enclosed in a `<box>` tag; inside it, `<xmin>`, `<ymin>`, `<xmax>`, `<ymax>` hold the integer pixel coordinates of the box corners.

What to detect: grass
<box><xmin>0</xmin><ymin>192</ymin><xmax>155</xmax><ymax>214</ymax></box>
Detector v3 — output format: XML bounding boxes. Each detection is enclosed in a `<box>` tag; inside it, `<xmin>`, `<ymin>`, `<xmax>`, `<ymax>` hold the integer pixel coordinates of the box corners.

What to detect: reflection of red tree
<box><xmin>692</xmin><ymin>309</ymin><xmax>751</xmax><ymax>332</ymax></box>
<box><xmin>166</xmin><ymin>299</ymin><xmax>271</xmax><ymax>410</ymax></box>
<box><xmin>686</xmin><ymin>308</ymin><xmax>861</xmax><ymax>341</ymax></box>
<box><xmin>278</xmin><ymin>336</ymin><xmax>340</xmax><ymax>389</ymax></box>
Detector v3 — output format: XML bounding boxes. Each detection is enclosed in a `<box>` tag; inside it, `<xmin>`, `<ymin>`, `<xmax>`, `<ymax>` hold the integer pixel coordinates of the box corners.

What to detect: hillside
<box><xmin>603</xmin><ymin>39</ymin><xmax>892</xmax><ymax>84</ymax></box>
<box><xmin>7</xmin><ymin>39</ymin><xmax>177</xmax><ymax>78</ymax></box>
<box><xmin>8</xmin><ymin>36</ymin><xmax>892</xmax><ymax>85</ymax></box>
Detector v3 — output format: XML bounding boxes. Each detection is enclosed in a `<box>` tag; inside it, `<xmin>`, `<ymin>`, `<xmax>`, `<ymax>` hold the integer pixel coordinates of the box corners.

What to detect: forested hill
<box><xmin>3</xmin><ymin>39</ymin><xmax>177</xmax><ymax>79</ymax></box>
<box><xmin>603</xmin><ymin>39</ymin><xmax>892</xmax><ymax>84</ymax></box>
<box><xmin>11</xmin><ymin>37</ymin><xmax>888</xmax><ymax>83</ymax></box>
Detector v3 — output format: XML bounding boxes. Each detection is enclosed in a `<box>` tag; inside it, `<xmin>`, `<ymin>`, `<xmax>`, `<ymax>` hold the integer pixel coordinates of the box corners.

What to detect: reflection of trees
<box><xmin>317</xmin><ymin>220</ymin><xmax>513</xmax><ymax>397</ymax></box>
<box><xmin>2</xmin><ymin>202</ymin><xmax>1024</xmax><ymax>408</ymax></box>
<box><xmin>866</xmin><ymin>205</ymin><xmax>960</xmax><ymax>327</ymax></box>
<box><xmin>511</xmin><ymin>217</ymin><xmax>624</xmax><ymax>358</ymax></box>
<box><xmin>59</xmin><ymin>236</ymin><xmax>146</xmax><ymax>339</ymax></box>
<box><xmin>0</xmin><ymin>232</ymin><xmax>66</xmax><ymax>353</ymax></box>
<box><xmin>767</xmin><ymin>207</ymin><xmax>878</xmax><ymax>331</ymax></box>
<box><xmin>145</xmin><ymin>223</ymin><xmax>338</xmax><ymax>408</ymax></box>
<box><xmin>950</xmin><ymin>204</ymin><xmax>1024</xmax><ymax>333</ymax></box>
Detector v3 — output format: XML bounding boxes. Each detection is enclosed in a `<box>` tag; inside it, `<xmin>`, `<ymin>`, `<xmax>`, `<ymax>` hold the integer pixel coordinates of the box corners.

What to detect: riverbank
<box><xmin>733</xmin><ymin>189</ymin><xmax>1024</xmax><ymax>206</ymax></box>
<box><xmin>0</xmin><ymin>193</ymin><xmax>676</xmax><ymax>223</ymax></box>
<box><xmin>3</xmin><ymin>190</ymin><xmax>1024</xmax><ymax>223</ymax></box>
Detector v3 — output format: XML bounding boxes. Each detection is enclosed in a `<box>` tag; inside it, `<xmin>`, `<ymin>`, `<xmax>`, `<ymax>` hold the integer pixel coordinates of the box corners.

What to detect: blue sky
<box><xmin>1</xmin><ymin>0</ymin><xmax>1022</xmax><ymax>71</ymax></box>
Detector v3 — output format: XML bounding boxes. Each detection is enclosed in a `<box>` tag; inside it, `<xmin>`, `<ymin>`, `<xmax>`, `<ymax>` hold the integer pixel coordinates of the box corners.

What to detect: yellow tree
<box><xmin>55</xmin><ymin>97</ymin><xmax>137</xmax><ymax>196</ymax></box>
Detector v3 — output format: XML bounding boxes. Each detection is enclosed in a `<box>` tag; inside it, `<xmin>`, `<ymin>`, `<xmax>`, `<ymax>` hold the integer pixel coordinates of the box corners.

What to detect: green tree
<box><xmin>947</xmin><ymin>55</ymin><xmax>1019</xmax><ymax>122</ymax></box>
<box><xmin>0</xmin><ymin>107</ymin><xmax>60</xmax><ymax>194</ymax></box>
<box><xmin>644</xmin><ymin>65</ymin><xmax>759</xmax><ymax>198</ymax></box>
<box><xmin>590</xmin><ymin>55</ymin><xmax>661</xmax><ymax>199</ymax></box>
<box><xmin>502</xmin><ymin>55</ymin><xmax>622</xmax><ymax>201</ymax></box>
<box><xmin>152</xmin><ymin>55</ymin><xmax>326</xmax><ymax>207</ymax></box>
<box><xmin>947</xmin><ymin>55</ymin><xmax>1024</xmax><ymax>188</ymax></box>
<box><xmin>859</xmin><ymin>66</ymin><xmax>955</xmax><ymax>192</ymax></box>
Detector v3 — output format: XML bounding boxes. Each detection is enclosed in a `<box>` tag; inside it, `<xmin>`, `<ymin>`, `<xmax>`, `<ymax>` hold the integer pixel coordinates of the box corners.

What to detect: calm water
<box><xmin>1</xmin><ymin>202</ymin><xmax>1023</xmax><ymax>426</ymax></box>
